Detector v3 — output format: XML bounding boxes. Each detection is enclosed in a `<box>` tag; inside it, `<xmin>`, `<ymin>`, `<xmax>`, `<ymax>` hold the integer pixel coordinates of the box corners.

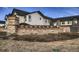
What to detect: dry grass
<box><xmin>0</xmin><ymin>33</ymin><xmax>79</xmax><ymax>52</ymax></box>
<box><xmin>12</xmin><ymin>33</ymin><xmax>79</xmax><ymax>42</ymax></box>
<box><xmin>0</xmin><ymin>38</ymin><xmax>79</xmax><ymax>52</ymax></box>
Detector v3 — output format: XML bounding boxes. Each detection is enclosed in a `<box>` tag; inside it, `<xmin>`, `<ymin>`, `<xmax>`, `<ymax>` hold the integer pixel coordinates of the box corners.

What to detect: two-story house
<box><xmin>5</xmin><ymin>9</ymin><xmax>52</xmax><ymax>26</ymax></box>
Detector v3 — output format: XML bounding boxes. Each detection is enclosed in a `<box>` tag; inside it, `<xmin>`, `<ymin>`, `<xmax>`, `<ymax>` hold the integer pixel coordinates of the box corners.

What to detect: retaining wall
<box><xmin>16</xmin><ymin>25</ymin><xmax>70</xmax><ymax>35</ymax></box>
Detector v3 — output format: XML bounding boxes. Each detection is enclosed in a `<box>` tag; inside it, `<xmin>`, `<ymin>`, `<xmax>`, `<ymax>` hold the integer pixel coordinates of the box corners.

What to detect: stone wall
<box><xmin>16</xmin><ymin>25</ymin><xmax>71</xmax><ymax>35</ymax></box>
<box><xmin>59</xmin><ymin>26</ymin><xmax>70</xmax><ymax>33</ymax></box>
<box><xmin>0</xmin><ymin>27</ymin><xmax>6</xmax><ymax>32</ymax></box>
<box><xmin>6</xmin><ymin>16</ymin><xmax>19</xmax><ymax>35</ymax></box>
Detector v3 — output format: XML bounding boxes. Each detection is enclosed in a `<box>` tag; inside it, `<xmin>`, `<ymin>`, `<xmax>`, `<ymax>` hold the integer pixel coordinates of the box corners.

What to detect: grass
<box><xmin>12</xmin><ymin>33</ymin><xmax>79</xmax><ymax>42</ymax></box>
<box><xmin>0</xmin><ymin>33</ymin><xmax>79</xmax><ymax>52</ymax></box>
<box><xmin>0</xmin><ymin>38</ymin><xmax>79</xmax><ymax>52</ymax></box>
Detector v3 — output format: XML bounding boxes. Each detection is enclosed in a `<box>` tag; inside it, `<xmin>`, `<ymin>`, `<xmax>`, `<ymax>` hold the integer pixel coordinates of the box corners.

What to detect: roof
<box><xmin>12</xmin><ymin>9</ymin><xmax>30</xmax><ymax>16</ymax></box>
<box><xmin>7</xmin><ymin>8</ymin><xmax>79</xmax><ymax>21</ymax></box>
<box><xmin>54</xmin><ymin>15</ymin><xmax>79</xmax><ymax>20</ymax></box>
<box><xmin>29</xmin><ymin>11</ymin><xmax>53</xmax><ymax>20</ymax></box>
<box><xmin>7</xmin><ymin>8</ymin><xmax>53</xmax><ymax>20</ymax></box>
<box><xmin>0</xmin><ymin>21</ymin><xmax>5</xmax><ymax>24</ymax></box>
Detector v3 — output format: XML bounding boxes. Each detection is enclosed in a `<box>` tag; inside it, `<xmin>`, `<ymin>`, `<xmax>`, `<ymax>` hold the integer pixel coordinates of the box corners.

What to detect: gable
<box><xmin>12</xmin><ymin>9</ymin><xmax>30</xmax><ymax>16</ymax></box>
<box><xmin>30</xmin><ymin>11</ymin><xmax>53</xmax><ymax>20</ymax></box>
<box><xmin>28</xmin><ymin>12</ymin><xmax>43</xmax><ymax>18</ymax></box>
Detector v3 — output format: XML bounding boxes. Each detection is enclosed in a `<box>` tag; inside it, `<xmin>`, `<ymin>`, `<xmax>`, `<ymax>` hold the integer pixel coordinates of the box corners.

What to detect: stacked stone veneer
<box><xmin>6</xmin><ymin>16</ymin><xmax>19</xmax><ymax>35</ymax></box>
<box><xmin>16</xmin><ymin>25</ymin><xmax>70</xmax><ymax>35</ymax></box>
<box><xmin>0</xmin><ymin>27</ymin><xmax>6</xmax><ymax>32</ymax></box>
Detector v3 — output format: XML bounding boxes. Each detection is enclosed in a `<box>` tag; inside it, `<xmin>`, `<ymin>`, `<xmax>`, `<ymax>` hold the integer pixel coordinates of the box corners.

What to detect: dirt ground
<box><xmin>0</xmin><ymin>38</ymin><xmax>79</xmax><ymax>52</ymax></box>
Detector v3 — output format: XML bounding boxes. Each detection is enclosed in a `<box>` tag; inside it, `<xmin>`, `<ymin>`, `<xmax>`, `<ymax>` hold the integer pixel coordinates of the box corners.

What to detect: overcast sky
<box><xmin>0</xmin><ymin>7</ymin><xmax>79</xmax><ymax>21</ymax></box>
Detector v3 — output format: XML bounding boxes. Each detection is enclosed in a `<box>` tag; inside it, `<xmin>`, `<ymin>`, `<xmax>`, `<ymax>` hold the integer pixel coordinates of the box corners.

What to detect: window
<box><xmin>24</xmin><ymin>16</ymin><xmax>27</xmax><ymax>21</ymax></box>
<box><xmin>29</xmin><ymin>15</ymin><xmax>31</xmax><ymax>19</ymax></box>
<box><xmin>62</xmin><ymin>21</ymin><xmax>65</xmax><ymax>24</ymax></box>
<box><xmin>29</xmin><ymin>15</ymin><xmax>31</xmax><ymax>22</ymax></box>
<box><xmin>72</xmin><ymin>18</ymin><xmax>77</xmax><ymax>24</ymax></box>
<box><xmin>74</xmin><ymin>20</ymin><xmax>77</xmax><ymax>24</ymax></box>
<box><xmin>45</xmin><ymin>20</ymin><xmax>47</xmax><ymax>23</ymax></box>
<box><xmin>67</xmin><ymin>21</ymin><xmax>70</xmax><ymax>24</ymax></box>
<box><xmin>40</xmin><ymin>18</ymin><xmax>41</xmax><ymax>20</ymax></box>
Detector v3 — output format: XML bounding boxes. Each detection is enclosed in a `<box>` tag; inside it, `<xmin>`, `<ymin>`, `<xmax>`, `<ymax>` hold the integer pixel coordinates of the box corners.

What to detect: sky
<box><xmin>0</xmin><ymin>7</ymin><xmax>79</xmax><ymax>21</ymax></box>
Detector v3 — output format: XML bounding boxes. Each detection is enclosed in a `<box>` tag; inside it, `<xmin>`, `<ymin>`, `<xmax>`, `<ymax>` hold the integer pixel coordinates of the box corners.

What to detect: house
<box><xmin>5</xmin><ymin>9</ymin><xmax>52</xmax><ymax>26</ymax></box>
<box><xmin>5</xmin><ymin>9</ymin><xmax>53</xmax><ymax>34</ymax></box>
<box><xmin>5</xmin><ymin>8</ymin><xmax>79</xmax><ymax>34</ymax></box>
<box><xmin>51</xmin><ymin>15</ymin><xmax>79</xmax><ymax>27</ymax></box>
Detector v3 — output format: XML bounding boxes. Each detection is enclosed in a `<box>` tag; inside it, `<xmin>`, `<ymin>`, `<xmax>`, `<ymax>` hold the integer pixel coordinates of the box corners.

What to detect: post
<box><xmin>6</xmin><ymin>15</ymin><xmax>18</xmax><ymax>35</ymax></box>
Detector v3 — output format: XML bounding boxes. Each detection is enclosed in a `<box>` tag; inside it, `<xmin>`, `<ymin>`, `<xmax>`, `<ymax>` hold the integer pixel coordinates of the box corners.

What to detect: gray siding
<box><xmin>25</xmin><ymin>13</ymin><xmax>50</xmax><ymax>25</ymax></box>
